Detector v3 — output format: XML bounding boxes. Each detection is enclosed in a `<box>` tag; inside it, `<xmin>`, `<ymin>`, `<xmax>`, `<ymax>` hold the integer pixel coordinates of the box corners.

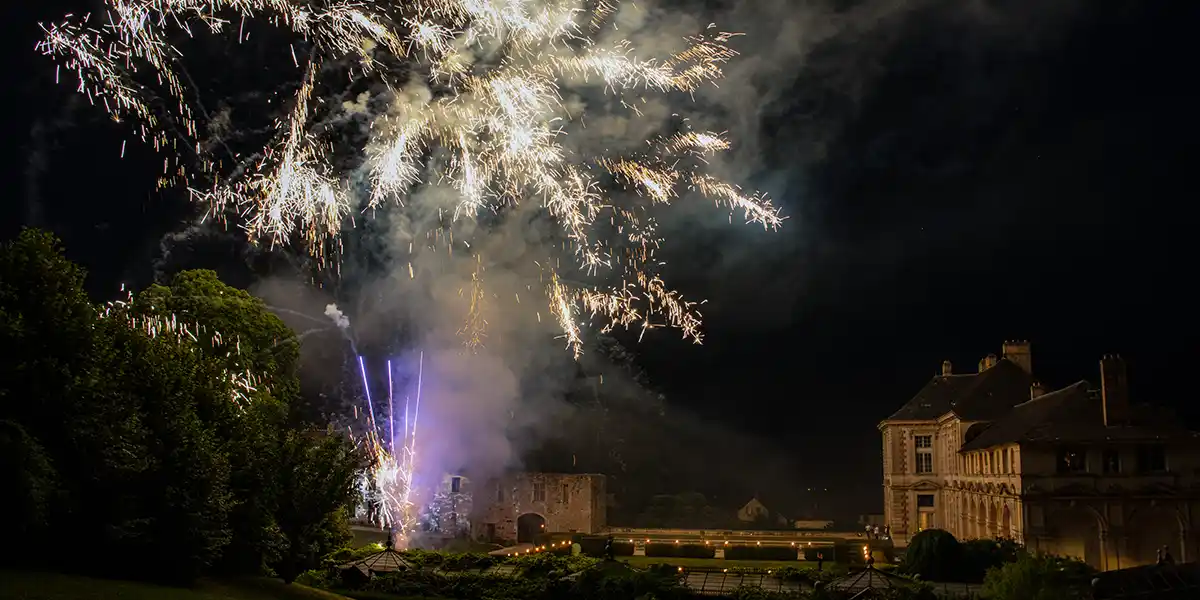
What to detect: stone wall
<box><xmin>469</xmin><ymin>472</ymin><xmax>607</xmax><ymax>544</ymax></box>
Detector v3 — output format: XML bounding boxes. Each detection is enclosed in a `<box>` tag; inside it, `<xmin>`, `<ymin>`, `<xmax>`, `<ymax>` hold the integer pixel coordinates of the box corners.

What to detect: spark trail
<box><xmin>354</xmin><ymin>351</ymin><xmax>424</xmax><ymax>544</ymax></box>
<box><xmin>37</xmin><ymin>0</ymin><xmax>783</xmax><ymax>358</ymax></box>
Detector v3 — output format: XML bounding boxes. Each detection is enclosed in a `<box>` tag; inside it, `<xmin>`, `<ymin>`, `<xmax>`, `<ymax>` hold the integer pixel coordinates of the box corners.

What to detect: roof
<box><xmin>341</xmin><ymin>547</ymin><xmax>412</xmax><ymax>575</ymax></box>
<box><xmin>1092</xmin><ymin>562</ymin><xmax>1200</xmax><ymax>599</ymax></box>
<box><xmin>826</xmin><ymin>566</ymin><xmax>912</xmax><ymax>595</ymax></box>
<box><xmin>960</xmin><ymin>381</ymin><xmax>1192</xmax><ymax>452</ymax></box>
<box><xmin>885</xmin><ymin>359</ymin><xmax>1034</xmax><ymax>422</ymax></box>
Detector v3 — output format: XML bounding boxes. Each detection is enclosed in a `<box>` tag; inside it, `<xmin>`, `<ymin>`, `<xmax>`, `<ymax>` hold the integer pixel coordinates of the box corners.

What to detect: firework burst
<box><xmin>100</xmin><ymin>288</ymin><xmax>262</xmax><ymax>407</ymax></box>
<box><xmin>38</xmin><ymin>0</ymin><xmax>782</xmax><ymax>359</ymax></box>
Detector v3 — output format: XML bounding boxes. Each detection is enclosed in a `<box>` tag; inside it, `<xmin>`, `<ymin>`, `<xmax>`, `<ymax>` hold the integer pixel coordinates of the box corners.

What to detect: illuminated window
<box><xmin>915</xmin><ymin>435</ymin><xmax>933</xmax><ymax>474</ymax></box>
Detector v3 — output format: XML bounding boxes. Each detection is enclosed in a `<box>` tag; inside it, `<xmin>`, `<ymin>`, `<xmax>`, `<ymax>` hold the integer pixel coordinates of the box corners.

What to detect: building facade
<box><xmin>462</xmin><ymin>472</ymin><xmax>607</xmax><ymax>544</ymax></box>
<box><xmin>880</xmin><ymin>342</ymin><xmax>1200</xmax><ymax>570</ymax></box>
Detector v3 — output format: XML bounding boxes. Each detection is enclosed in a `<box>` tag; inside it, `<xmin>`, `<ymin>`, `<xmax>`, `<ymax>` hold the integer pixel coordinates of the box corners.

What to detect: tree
<box><xmin>980</xmin><ymin>552</ymin><xmax>1095</xmax><ymax>600</ymax></box>
<box><xmin>132</xmin><ymin>270</ymin><xmax>301</xmax><ymax>407</ymax></box>
<box><xmin>130</xmin><ymin>270</ymin><xmax>298</xmax><ymax>575</ymax></box>
<box><xmin>0</xmin><ymin>420</ymin><xmax>58</xmax><ymax>563</ymax></box>
<box><xmin>902</xmin><ymin>529</ymin><xmax>964</xmax><ymax>581</ymax></box>
<box><xmin>271</xmin><ymin>430</ymin><xmax>362</xmax><ymax>583</ymax></box>
<box><xmin>0</xmin><ymin>228</ymin><xmax>97</xmax><ymax>443</ymax></box>
<box><xmin>89</xmin><ymin>319</ymin><xmax>235</xmax><ymax>582</ymax></box>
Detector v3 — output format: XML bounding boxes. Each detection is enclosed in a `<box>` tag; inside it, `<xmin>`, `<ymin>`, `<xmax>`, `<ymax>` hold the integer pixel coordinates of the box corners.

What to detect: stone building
<box><xmin>445</xmin><ymin>472</ymin><xmax>607</xmax><ymax>544</ymax></box>
<box><xmin>879</xmin><ymin>341</ymin><xmax>1200</xmax><ymax>570</ymax></box>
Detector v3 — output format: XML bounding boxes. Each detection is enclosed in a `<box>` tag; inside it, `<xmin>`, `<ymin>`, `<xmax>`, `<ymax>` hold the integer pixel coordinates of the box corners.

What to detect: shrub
<box><xmin>294</xmin><ymin>568</ymin><xmax>333</xmax><ymax>588</ymax></box>
<box><xmin>440</xmin><ymin>552</ymin><xmax>498</xmax><ymax>571</ymax></box>
<box><xmin>981</xmin><ymin>552</ymin><xmax>1095</xmax><ymax>600</ymax></box>
<box><xmin>576</xmin><ymin>536</ymin><xmax>635</xmax><ymax>558</ymax></box>
<box><xmin>960</xmin><ymin>538</ymin><xmax>1024</xmax><ymax>582</ymax></box>
<box><xmin>325</xmin><ymin>543</ymin><xmax>385</xmax><ymax>566</ymax></box>
<box><xmin>645</xmin><ymin>543</ymin><xmax>716</xmax><ymax>559</ymax></box>
<box><xmin>901</xmin><ymin>529</ymin><xmax>963</xmax><ymax>581</ymax></box>
<box><xmin>723</xmin><ymin>545</ymin><xmax>798</xmax><ymax>561</ymax></box>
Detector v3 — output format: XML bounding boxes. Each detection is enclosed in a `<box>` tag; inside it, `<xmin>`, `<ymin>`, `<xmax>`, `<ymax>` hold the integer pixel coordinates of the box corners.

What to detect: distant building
<box><xmin>737</xmin><ymin>496</ymin><xmax>790</xmax><ymax>526</ymax></box>
<box><xmin>439</xmin><ymin>472</ymin><xmax>606</xmax><ymax>544</ymax></box>
<box><xmin>879</xmin><ymin>341</ymin><xmax>1200</xmax><ymax>570</ymax></box>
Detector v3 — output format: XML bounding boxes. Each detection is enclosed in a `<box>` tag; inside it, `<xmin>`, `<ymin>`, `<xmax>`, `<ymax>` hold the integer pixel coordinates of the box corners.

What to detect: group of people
<box><xmin>864</xmin><ymin>523</ymin><xmax>890</xmax><ymax>540</ymax></box>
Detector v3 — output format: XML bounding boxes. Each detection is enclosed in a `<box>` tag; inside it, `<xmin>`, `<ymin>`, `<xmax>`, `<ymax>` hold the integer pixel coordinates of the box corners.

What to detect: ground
<box><xmin>0</xmin><ymin>571</ymin><xmax>353</xmax><ymax>600</ymax></box>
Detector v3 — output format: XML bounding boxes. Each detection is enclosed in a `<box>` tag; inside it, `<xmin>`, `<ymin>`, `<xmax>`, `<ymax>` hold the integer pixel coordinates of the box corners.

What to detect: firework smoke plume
<box><xmin>37</xmin><ymin>0</ymin><xmax>793</xmax><ymax>541</ymax></box>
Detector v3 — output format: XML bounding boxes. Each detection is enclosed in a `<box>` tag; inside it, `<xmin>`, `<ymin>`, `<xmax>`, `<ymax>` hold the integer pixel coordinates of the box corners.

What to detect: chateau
<box><xmin>879</xmin><ymin>341</ymin><xmax>1200</xmax><ymax>570</ymax></box>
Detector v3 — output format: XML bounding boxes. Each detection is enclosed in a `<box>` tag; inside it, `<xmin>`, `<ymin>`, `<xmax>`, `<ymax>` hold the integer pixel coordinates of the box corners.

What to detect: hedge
<box><xmin>723</xmin><ymin>545</ymin><xmax>798</xmax><ymax>561</ymax></box>
<box><xmin>645</xmin><ymin>543</ymin><xmax>717</xmax><ymax>559</ymax></box>
<box><xmin>575</xmin><ymin>536</ymin><xmax>635</xmax><ymax>557</ymax></box>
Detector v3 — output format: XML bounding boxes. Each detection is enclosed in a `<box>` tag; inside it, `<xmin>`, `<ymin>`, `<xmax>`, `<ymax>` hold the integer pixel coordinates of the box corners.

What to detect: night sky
<box><xmin>3</xmin><ymin>0</ymin><xmax>1196</xmax><ymax>519</ymax></box>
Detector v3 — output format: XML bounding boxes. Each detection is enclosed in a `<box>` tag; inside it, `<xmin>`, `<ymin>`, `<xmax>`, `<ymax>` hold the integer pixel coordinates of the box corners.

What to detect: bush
<box><xmin>645</xmin><ymin>543</ymin><xmax>716</xmax><ymax>558</ymax></box>
<box><xmin>326</xmin><ymin>543</ymin><xmax>385</xmax><ymax>566</ymax></box>
<box><xmin>981</xmin><ymin>552</ymin><xmax>1095</xmax><ymax>600</ymax></box>
<box><xmin>294</xmin><ymin>568</ymin><xmax>334</xmax><ymax>588</ymax></box>
<box><xmin>576</xmin><ymin>536</ymin><xmax>635</xmax><ymax>558</ymax></box>
<box><xmin>960</xmin><ymin>538</ymin><xmax>1024</xmax><ymax>582</ymax></box>
<box><xmin>439</xmin><ymin>552</ymin><xmax>499</xmax><ymax>571</ymax></box>
<box><xmin>901</xmin><ymin>529</ymin><xmax>963</xmax><ymax>581</ymax></box>
<box><xmin>723</xmin><ymin>545</ymin><xmax>798</xmax><ymax>561</ymax></box>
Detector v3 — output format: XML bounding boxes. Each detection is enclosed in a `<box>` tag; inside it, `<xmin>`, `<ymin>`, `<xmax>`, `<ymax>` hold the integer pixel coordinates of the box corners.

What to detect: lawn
<box><xmin>0</xmin><ymin>571</ymin><xmax>353</xmax><ymax>600</ymax></box>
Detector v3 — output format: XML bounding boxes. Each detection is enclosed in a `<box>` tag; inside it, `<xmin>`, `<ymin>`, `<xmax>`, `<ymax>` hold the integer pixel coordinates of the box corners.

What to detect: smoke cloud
<box><xmin>180</xmin><ymin>0</ymin><xmax>1087</xmax><ymax>510</ymax></box>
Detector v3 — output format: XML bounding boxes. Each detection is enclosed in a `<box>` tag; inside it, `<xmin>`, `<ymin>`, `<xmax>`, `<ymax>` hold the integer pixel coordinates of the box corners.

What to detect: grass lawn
<box><xmin>0</xmin><ymin>571</ymin><xmax>352</xmax><ymax>600</ymax></box>
<box><xmin>618</xmin><ymin>556</ymin><xmax>826</xmax><ymax>570</ymax></box>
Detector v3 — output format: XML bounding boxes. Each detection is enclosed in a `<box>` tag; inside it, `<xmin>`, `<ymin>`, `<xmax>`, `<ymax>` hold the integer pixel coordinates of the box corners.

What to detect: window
<box><xmin>1102</xmin><ymin>449</ymin><xmax>1121</xmax><ymax>474</ymax></box>
<box><xmin>1056</xmin><ymin>447</ymin><xmax>1087</xmax><ymax>473</ymax></box>
<box><xmin>451</xmin><ymin>476</ymin><xmax>462</xmax><ymax>493</ymax></box>
<box><xmin>1136</xmin><ymin>445</ymin><xmax>1167</xmax><ymax>473</ymax></box>
<box><xmin>916</xmin><ymin>494</ymin><xmax>935</xmax><ymax>508</ymax></box>
<box><xmin>496</xmin><ymin>483</ymin><xmax>504</xmax><ymax>502</ymax></box>
<box><xmin>532</xmin><ymin>481</ymin><xmax>546</xmax><ymax>502</ymax></box>
<box><xmin>561</xmin><ymin>484</ymin><xmax>570</xmax><ymax>506</ymax></box>
<box><xmin>915</xmin><ymin>435</ymin><xmax>934</xmax><ymax>474</ymax></box>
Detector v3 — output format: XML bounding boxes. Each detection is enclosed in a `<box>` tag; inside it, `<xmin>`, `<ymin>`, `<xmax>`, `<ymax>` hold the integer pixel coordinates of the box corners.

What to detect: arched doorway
<box><xmin>1128</xmin><ymin>508</ymin><xmax>1182</xmax><ymax>566</ymax></box>
<box><xmin>516</xmin><ymin>513</ymin><xmax>546</xmax><ymax>544</ymax></box>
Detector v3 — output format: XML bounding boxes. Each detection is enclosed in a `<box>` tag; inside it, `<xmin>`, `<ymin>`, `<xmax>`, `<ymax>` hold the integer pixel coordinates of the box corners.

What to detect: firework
<box><xmin>354</xmin><ymin>352</ymin><xmax>424</xmax><ymax>544</ymax></box>
<box><xmin>38</xmin><ymin>0</ymin><xmax>782</xmax><ymax>358</ymax></box>
<box><xmin>100</xmin><ymin>289</ymin><xmax>262</xmax><ymax>407</ymax></box>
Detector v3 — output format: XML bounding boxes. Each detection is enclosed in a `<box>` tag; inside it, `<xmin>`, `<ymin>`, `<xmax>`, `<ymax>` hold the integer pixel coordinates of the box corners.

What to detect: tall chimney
<box><xmin>978</xmin><ymin>353</ymin><xmax>998</xmax><ymax>372</ymax></box>
<box><xmin>1002</xmin><ymin>340</ymin><xmax>1033</xmax><ymax>373</ymax></box>
<box><xmin>942</xmin><ymin>360</ymin><xmax>953</xmax><ymax>376</ymax></box>
<box><xmin>1100</xmin><ymin>354</ymin><xmax>1129</xmax><ymax>427</ymax></box>
<box><xmin>1030</xmin><ymin>382</ymin><xmax>1045</xmax><ymax>399</ymax></box>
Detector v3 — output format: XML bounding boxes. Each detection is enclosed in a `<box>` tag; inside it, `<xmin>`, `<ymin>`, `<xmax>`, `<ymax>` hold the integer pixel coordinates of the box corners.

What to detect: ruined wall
<box><xmin>469</xmin><ymin>472</ymin><xmax>607</xmax><ymax>543</ymax></box>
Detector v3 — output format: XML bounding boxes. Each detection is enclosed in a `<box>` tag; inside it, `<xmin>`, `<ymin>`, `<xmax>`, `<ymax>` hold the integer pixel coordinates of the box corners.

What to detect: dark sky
<box><xmin>3</xmin><ymin>1</ymin><xmax>1197</xmax><ymax>519</ymax></box>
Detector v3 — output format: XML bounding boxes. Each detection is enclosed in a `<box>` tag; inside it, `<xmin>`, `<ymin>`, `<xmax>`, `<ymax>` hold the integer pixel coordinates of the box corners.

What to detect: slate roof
<box><xmin>885</xmin><ymin>359</ymin><xmax>1034</xmax><ymax>422</ymax></box>
<box><xmin>959</xmin><ymin>381</ymin><xmax>1192</xmax><ymax>452</ymax></box>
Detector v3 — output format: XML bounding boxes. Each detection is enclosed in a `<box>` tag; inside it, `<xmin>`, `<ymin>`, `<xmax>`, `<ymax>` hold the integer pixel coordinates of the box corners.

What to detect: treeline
<box><xmin>0</xmin><ymin>229</ymin><xmax>363</xmax><ymax>583</ymax></box>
